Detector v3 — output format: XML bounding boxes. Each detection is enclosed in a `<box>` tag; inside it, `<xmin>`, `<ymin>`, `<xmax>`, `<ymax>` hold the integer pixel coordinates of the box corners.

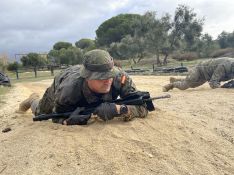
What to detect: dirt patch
<box><xmin>0</xmin><ymin>76</ymin><xmax>233</xmax><ymax>175</ymax></box>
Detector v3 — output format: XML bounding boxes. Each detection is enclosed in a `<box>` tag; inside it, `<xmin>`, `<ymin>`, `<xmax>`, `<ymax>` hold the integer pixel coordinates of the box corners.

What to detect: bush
<box><xmin>171</xmin><ymin>52</ymin><xmax>198</xmax><ymax>61</ymax></box>
<box><xmin>7</xmin><ymin>62</ymin><xmax>19</xmax><ymax>71</ymax></box>
<box><xmin>210</xmin><ymin>48</ymin><xmax>234</xmax><ymax>58</ymax></box>
<box><xmin>75</xmin><ymin>39</ymin><xmax>96</xmax><ymax>51</ymax></box>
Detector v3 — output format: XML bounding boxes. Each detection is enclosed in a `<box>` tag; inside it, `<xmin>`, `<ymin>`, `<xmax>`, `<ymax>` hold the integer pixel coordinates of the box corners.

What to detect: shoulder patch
<box><xmin>121</xmin><ymin>75</ymin><xmax>126</xmax><ymax>85</ymax></box>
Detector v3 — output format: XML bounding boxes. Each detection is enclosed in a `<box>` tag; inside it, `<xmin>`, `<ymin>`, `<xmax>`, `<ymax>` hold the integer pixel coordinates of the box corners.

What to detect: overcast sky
<box><xmin>1</xmin><ymin>0</ymin><xmax>234</xmax><ymax>59</ymax></box>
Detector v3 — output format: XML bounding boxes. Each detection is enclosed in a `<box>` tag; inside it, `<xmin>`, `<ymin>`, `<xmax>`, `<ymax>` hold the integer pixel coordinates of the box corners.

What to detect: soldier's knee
<box><xmin>173</xmin><ymin>81</ymin><xmax>190</xmax><ymax>90</ymax></box>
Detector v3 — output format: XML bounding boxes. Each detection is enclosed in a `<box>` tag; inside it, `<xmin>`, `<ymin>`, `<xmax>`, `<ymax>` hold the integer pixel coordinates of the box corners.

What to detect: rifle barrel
<box><xmin>33</xmin><ymin>93</ymin><xmax>171</xmax><ymax>122</ymax></box>
<box><xmin>150</xmin><ymin>94</ymin><xmax>171</xmax><ymax>101</ymax></box>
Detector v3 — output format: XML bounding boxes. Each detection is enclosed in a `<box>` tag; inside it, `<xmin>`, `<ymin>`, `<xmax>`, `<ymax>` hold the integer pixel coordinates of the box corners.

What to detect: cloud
<box><xmin>0</xmin><ymin>0</ymin><xmax>234</xmax><ymax>59</ymax></box>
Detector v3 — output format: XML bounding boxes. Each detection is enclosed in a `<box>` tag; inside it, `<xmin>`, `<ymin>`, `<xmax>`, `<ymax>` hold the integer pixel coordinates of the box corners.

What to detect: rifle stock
<box><xmin>33</xmin><ymin>92</ymin><xmax>171</xmax><ymax>122</ymax></box>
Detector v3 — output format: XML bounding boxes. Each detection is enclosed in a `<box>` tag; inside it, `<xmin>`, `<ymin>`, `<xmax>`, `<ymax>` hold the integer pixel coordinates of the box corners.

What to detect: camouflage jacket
<box><xmin>39</xmin><ymin>65</ymin><xmax>148</xmax><ymax>121</ymax></box>
<box><xmin>196</xmin><ymin>57</ymin><xmax>234</xmax><ymax>88</ymax></box>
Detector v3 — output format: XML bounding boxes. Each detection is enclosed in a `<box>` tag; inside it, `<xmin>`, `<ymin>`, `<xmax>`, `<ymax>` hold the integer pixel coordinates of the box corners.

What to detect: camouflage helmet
<box><xmin>80</xmin><ymin>49</ymin><xmax>117</xmax><ymax>80</ymax></box>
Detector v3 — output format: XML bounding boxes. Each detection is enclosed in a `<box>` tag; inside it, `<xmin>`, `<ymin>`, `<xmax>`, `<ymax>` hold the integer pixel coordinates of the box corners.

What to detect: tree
<box><xmin>53</xmin><ymin>41</ymin><xmax>73</xmax><ymax>50</ymax></box>
<box><xmin>67</xmin><ymin>47</ymin><xmax>84</xmax><ymax>65</ymax></box>
<box><xmin>7</xmin><ymin>62</ymin><xmax>20</xmax><ymax>71</ymax></box>
<box><xmin>169</xmin><ymin>5</ymin><xmax>204</xmax><ymax>52</ymax></box>
<box><xmin>195</xmin><ymin>33</ymin><xmax>219</xmax><ymax>57</ymax></box>
<box><xmin>217</xmin><ymin>31</ymin><xmax>234</xmax><ymax>48</ymax></box>
<box><xmin>47</xmin><ymin>49</ymin><xmax>60</xmax><ymax>64</ymax></box>
<box><xmin>96</xmin><ymin>14</ymin><xmax>141</xmax><ymax>46</ymax></box>
<box><xmin>226</xmin><ymin>31</ymin><xmax>234</xmax><ymax>48</ymax></box>
<box><xmin>132</xmin><ymin>11</ymin><xmax>171</xmax><ymax>65</ymax></box>
<box><xmin>109</xmin><ymin>35</ymin><xmax>146</xmax><ymax>64</ymax></box>
<box><xmin>21</xmin><ymin>53</ymin><xmax>47</xmax><ymax>67</ymax></box>
<box><xmin>142</xmin><ymin>12</ymin><xmax>171</xmax><ymax>65</ymax></box>
<box><xmin>75</xmin><ymin>38</ymin><xmax>96</xmax><ymax>51</ymax></box>
<box><xmin>109</xmin><ymin>12</ymin><xmax>171</xmax><ymax>65</ymax></box>
<box><xmin>48</xmin><ymin>47</ymin><xmax>84</xmax><ymax>65</ymax></box>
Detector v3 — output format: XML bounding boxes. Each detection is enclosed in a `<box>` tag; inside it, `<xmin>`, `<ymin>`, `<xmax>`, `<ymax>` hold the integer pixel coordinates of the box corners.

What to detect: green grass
<box><xmin>7</xmin><ymin>69</ymin><xmax>62</xmax><ymax>84</ymax></box>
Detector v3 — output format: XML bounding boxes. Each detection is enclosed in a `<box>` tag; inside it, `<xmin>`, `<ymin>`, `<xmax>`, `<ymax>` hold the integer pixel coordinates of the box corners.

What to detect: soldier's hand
<box><xmin>221</xmin><ymin>80</ymin><xmax>234</xmax><ymax>88</ymax></box>
<box><xmin>65</xmin><ymin>114</ymin><xmax>91</xmax><ymax>125</ymax></box>
<box><xmin>65</xmin><ymin>107</ymin><xmax>91</xmax><ymax>125</ymax></box>
<box><xmin>52</xmin><ymin>118</ymin><xmax>67</xmax><ymax>124</ymax></box>
<box><xmin>93</xmin><ymin>102</ymin><xmax>118</xmax><ymax>121</ymax></box>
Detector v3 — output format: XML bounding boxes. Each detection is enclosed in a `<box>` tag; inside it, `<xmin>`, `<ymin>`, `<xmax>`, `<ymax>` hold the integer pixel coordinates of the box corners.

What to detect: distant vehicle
<box><xmin>0</xmin><ymin>71</ymin><xmax>11</xmax><ymax>87</ymax></box>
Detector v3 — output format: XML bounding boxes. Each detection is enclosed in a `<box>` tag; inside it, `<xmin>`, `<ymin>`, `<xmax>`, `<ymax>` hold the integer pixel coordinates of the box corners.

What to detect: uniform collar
<box><xmin>82</xmin><ymin>80</ymin><xmax>113</xmax><ymax>104</ymax></box>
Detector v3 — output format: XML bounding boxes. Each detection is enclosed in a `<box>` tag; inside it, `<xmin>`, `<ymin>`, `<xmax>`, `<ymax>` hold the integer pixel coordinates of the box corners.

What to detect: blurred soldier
<box><xmin>163</xmin><ymin>57</ymin><xmax>234</xmax><ymax>92</ymax></box>
<box><xmin>18</xmin><ymin>49</ymin><xmax>148</xmax><ymax>125</ymax></box>
<box><xmin>0</xmin><ymin>71</ymin><xmax>11</xmax><ymax>87</ymax></box>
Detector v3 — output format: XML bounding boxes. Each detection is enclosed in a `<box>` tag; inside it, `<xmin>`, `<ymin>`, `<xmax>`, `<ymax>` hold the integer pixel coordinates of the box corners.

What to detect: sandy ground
<box><xmin>0</xmin><ymin>76</ymin><xmax>233</xmax><ymax>175</ymax></box>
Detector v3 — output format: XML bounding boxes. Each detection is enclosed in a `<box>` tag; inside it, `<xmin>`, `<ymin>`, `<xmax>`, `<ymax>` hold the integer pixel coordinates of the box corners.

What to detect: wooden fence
<box><xmin>13</xmin><ymin>65</ymin><xmax>70</xmax><ymax>79</ymax></box>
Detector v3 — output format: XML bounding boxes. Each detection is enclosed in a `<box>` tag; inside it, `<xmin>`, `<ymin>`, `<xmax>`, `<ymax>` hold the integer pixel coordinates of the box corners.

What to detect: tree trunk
<box><xmin>156</xmin><ymin>53</ymin><xmax>161</xmax><ymax>66</ymax></box>
<box><xmin>132</xmin><ymin>58</ymin><xmax>137</xmax><ymax>64</ymax></box>
<box><xmin>163</xmin><ymin>54</ymin><xmax>168</xmax><ymax>65</ymax></box>
<box><xmin>136</xmin><ymin>53</ymin><xmax>144</xmax><ymax>63</ymax></box>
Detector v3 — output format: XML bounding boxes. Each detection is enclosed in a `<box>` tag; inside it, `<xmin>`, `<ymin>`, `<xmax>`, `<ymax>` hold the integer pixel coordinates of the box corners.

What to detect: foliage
<box><xmin>7</xmin><ymin>62</ymin><xmax>20</xmax><ymax>71</ymax></box>
<box><xmin>217</xmin><ymin>31</ymin><xmax>234</xmax><ymax>49</ymax></box>
<box><xmin>109</xmin><ymin>12</ymin><xmax>172</xmax><ymax>65</ymax></box>
<box><xmin>21</xmin><ymin>53</ymin><xmax>47</xmax><ymax>67</ymax></box>
<box><xmin>53</xmin><ymin>41</ymin><xmax>73</xmax><ymax>50</ymax></box>
<box><xmin>96</xmin><ymin>14</ymin><xmax>141</xmax><ymax>46</ymax></box>
<box><xmin>47</xmin><ymin>49</ymin><xmax>60</xmax><ymax>64</ymax></box>
<box><xmin>48</xmin><ymin>47</ymin><xmax>84</xmax><ymax>65</ymax></box>
<box><xmin>106</xmin><ymin>5</ymin><xmax>204</xmax><ymax>65</ymax></box>
<box><xmin>75</xmin><ymin>38</ymin><xmax>96</xmax><ymax>51</ymax></box>
<box><xmin>109</xmin><ymin>35</ymin><xmax>146</xmax><ymax>64</ymax></box>
<box><xmin>142</xmin><ymin>12</ymin><xmax>171</xmax><ymax>65</ymax></box>
<box><xmin>194</xmin><ymin>34</ymin><xmax>219</xmax><ymax>57</ymax></box>
<box><xmin>169</xmin><ymin>5</ymin><xmax>204</xmax><ymax>52</ymax></box>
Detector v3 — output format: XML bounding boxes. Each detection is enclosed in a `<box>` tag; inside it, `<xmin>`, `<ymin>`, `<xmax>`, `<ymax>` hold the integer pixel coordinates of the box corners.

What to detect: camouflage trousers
<box><xmin>172</xmin><ymin>67</ymin><xmax>206</xmax><ymax>90</ymax></box>
<box><xmin>32</xmin><ymin>87</ymin><xmax>55</xmax><ymax>115</ymax></box>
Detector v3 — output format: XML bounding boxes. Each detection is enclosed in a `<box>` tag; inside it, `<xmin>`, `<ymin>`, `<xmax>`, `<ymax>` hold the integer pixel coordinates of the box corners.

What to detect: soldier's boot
<box><xmin>162</xmin><ymin>83</ymin><xmax>174</xmax><ymax>92</ymax></box>
<box><xmin>170</xmin><ymin>77</ymin><xmax>183</xmax><ymax>83</ymax></box>
<box><xmin>18</xmin><ymin>93</ymin><xmax>40</xmax><ymax>113</ymax></box>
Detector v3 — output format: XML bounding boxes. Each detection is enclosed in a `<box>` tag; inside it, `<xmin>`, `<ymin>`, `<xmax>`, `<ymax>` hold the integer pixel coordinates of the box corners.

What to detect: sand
<box><xmin>0</xmin><ymin>76</ymin><xmax>233</xmax><ymax>175</ymax></box>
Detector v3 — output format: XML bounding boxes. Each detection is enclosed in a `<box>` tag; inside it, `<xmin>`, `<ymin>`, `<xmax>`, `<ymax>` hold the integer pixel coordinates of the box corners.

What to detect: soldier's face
<box><xmin>87</xmin><ymin>78</ymin><xmax>113</xmax><ymax>93</ymax></box>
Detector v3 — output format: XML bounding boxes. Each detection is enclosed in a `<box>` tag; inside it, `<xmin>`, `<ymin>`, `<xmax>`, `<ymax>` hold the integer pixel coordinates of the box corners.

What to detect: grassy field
<box><xmin>7</xmin><ymin>69</ymin><xmax>61</xmax><ymax>83</ymax></box>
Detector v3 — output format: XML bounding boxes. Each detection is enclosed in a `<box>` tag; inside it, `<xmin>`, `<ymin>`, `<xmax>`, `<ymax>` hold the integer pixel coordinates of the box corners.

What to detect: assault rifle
<box><xmin>33</xmin><ymin>91</ymin><xmax>171</xmax><ymax>123</ymax></box>
<box><xmin>221</xmin><ymin>80</ymin><xmax>234</xmax><ymax>88</ymax></box>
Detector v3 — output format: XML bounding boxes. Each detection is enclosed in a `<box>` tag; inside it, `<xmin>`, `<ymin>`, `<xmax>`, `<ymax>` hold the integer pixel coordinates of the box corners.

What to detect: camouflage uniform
<box><xmin>32</xmin><ymin>49</ymin><xmax>148</xmax><ymax>121</ymax></box>
<box><xmin>0</xmin><ymin>71</ymin><xmax>11</xmax><ymax>86</ymax></box>
<box><xmin>163</xmin><ymin>57</ymin><xmax>234</xmax><ymax>91</ymax></box>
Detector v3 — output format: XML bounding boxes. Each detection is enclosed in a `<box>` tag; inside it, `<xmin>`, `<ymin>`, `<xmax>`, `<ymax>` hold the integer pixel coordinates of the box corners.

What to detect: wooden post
<box><xmin>16</xmin><ymin>69</ymin><xmax>19</xmax><ymax>79</ymax></box>
<box><xmin>34</xmin><ymin>67</ymin><xmax>37</xmax><ymax>78</ymax></box>
<box><xmin>50</xmin><ymin>66</ymin><xmax>54</xmax><ymax>76</ymax></box>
